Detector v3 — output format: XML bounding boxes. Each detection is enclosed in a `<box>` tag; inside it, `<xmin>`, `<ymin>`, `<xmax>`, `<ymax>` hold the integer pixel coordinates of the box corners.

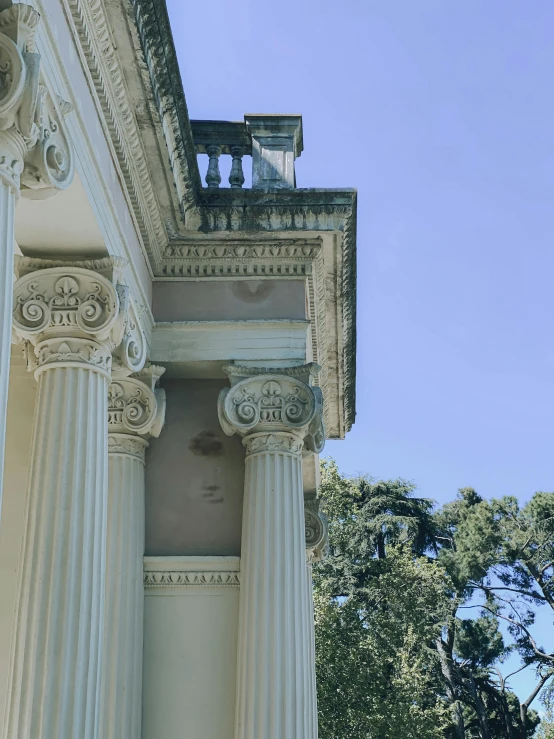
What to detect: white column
<box><xmin>239</xmin><ymin>431</ymin><xmax>310</xmax><ymax>739</ymax></box>
<box><xmin>5</xmin><ymin>260</ymin><xmax>128</xmax><ymax>739</ymax></box>
<box><xmin>0</xmin><ymin>161</ymin><xmax>18</xmax><ymax>516</ymax></box>
<box><xmin>0</xmin><ymin>4</ymin><xmax>74</xmax><ymax>517</ymax></box>
<box><xmin>304</xmin><ymin>498</ymin><xmax>328</xmax><ymax>739</ymax></box>
<box><xmin>101</xmin><ymin>370</ymin><xmax>165</xmax><ymax>739</ymax></box>
<box><xmin>218</xmin><ymin>366</ymin><xmax>325</xmax><ymax>739</ymax></box>
<box><xmin>305</xmin><ymin>562</ymin><xmax>318</xmax><ymax>739</ymax></box>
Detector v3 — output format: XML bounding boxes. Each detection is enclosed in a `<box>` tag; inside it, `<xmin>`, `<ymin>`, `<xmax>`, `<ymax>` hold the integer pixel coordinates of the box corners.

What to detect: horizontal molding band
<box><xmin>150</xmin><ymin>319</ymin><xmax>309</xmax><ymax>364</ymax></box>
<box><xmin>144</xmin><ymin>556</ymin><xmax>240</xmax><ymax>589</ymax></box>
<box><xmin>144</xmin><ymin>571</ymin><xmax>240</xmax><ymax>589</ymax></box>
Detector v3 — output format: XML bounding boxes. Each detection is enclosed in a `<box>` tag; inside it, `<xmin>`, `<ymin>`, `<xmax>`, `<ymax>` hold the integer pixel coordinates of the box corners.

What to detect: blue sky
<box><xmin>167</xmin><ymin>0</ymin><xmax>554</xmax><ymax>706</ymax></box>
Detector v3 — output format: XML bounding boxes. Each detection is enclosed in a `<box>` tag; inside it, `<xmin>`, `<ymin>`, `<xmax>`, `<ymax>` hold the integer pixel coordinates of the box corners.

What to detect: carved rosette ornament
<box><xmin>0</xmin><ymin>3</ymin><xmax>74</xmax><ymax>197</ymax></box>
<box><xmin>108</xmin><ymin>365</ymin><xmax>166</xmax><ymax>463</ymax></box>
<box><xmin>218</xmin><ymin>363</ymin><xmax>325</xmax><ymax>455</ymax></box>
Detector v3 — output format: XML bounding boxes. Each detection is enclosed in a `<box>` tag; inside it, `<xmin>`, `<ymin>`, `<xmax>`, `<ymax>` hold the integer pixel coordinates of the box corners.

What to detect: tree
<box><xmin>537</xmin><ymin>683</ymin><xmax>554</xmax><ymax>739</ymax></box>
<box><xmin>314</xmin><ymin>461</ymin><xmax>451</xmax><ymax>739</ymax></box>
<box><xmin>435</xmin><ymin>487</ymin><xmax>545</xmax><ymax>738</ymax></box>
<box><xmin>437</xmin><ymin>489</ymin><xmax>554</xmax><ymax>733</ymax></box>
<box><xmin>314</xmin><ymin>463</ymin><xmax>549</xmax><ymax>739</ymax></box>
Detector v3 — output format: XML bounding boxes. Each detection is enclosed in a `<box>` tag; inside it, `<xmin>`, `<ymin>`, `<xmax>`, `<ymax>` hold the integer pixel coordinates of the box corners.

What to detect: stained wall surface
<box><xmin>145</xmin><ymin>379</ymin><xmax>245</xmax><ymax>556</ymax></box>
<box><xmin>152</xmin><ymin>279</ymin><xmax>306</xmax><ymax>322</ymax></box>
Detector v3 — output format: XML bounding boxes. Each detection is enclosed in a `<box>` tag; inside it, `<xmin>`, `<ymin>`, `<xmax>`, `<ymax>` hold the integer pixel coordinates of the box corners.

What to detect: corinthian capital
<box><xmin>218</xmin><ymin>364</ymin><xmax>325</xmax><ymax>456</ymax></box>
<box><xmin>0</xmin><ymin>3</ymin><xmax>74</xmax><ymax>195</ymax></box>
<box><xmin>11</xmin><ymin>256</ymin><xmax>146</xmax><ymax>379</ymax></box>
<box><xmin>108</xmin><ymin>365</ymin><xmax>166</xmax><ymax>462</ymax></box>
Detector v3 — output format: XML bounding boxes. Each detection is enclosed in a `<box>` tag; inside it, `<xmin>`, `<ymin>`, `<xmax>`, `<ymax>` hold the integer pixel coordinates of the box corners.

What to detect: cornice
<box><xmin>63</xmin><ymin>0</ymin><xmax>167</xmax><ymax>271</ymax></box>
<box><xmin>130</xmin><ymin>0</ymin><xmax>201</xmax><ymax>221</ymax></box>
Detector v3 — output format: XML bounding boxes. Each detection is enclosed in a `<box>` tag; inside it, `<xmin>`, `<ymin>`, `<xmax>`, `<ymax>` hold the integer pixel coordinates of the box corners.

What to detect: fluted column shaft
<box><xmin>6</xmin><ymin>259</ymin><xmax>133</xmax><ymax>739</ymax></box>
<box><xmin>305</xmin><ymin>562</ymin><xmax>318</xmax><ymax>739</ymax></box>
<box><xmin>218</xmin><ymin>366</ymin><xmax>325</xmax><ymax>739</ymax></box>
<box><xmin>102</xmin><ymin>438</ymin><xmax>147</xmax><ymax>739</ymax></box>
<box><xmin>0</xmin><ymin>178</ymin><xmax>16</xmax><ymax>515</ymax></box>
<box><xmin>236</xmin><ymin>432</ymin><xmax>312</xmax><ymax>739</ymax></box>
<box><xmin>4</xmin><ymin>359</ymin><xmax>109</xmax><ymax>739</ymax></box>
<box><xmin>101</xmin><ymin>370</ymin><xmax>165</xmax><ymax>739</ymax></box>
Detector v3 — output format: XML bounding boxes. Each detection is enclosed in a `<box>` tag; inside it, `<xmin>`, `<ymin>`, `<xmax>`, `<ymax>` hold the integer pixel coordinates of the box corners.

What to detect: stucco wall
<box><xmin>142</xmin><ymin>558</ymin><xmax>240</xmax><ymax>739</ymax></box>
<box><xmin>145</xmin><ymin>380</ymin><xmax>245</xmax><ymax>556</ymax></box>
<box><xmin>152</xmin><ymin>279</ymin><xmax>306</xmax><ymax>322</ymax></box>
<box><xmin>0</xmin><ymin>355</ymin><xmax>37</xmax><ymax>731</ymax></box>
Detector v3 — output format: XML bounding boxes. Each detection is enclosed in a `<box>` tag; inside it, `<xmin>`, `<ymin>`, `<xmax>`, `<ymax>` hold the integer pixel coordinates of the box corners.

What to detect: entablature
<box><xmin>25</xmin><ymin>0</ymin><xmax>357</xmax><ymax>436</ymax></box>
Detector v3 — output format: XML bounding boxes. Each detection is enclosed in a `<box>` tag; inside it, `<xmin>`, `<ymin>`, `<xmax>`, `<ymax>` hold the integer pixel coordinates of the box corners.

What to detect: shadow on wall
<box><xmin>145</xmin><ymin>379</ymin><xmax>245</xmax><ymax>556</ymax></box>
<box><xmin>152</xmin><ymin>279</ymin><xmax>307</xmax><ymax>322</ymax></box>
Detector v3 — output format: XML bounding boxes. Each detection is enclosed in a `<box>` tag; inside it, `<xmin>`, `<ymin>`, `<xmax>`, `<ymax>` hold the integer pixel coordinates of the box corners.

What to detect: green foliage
<box><xmin>315</xmin><ymin>461</ymin><xmax>451</xmax><ymax>739</ymax></box>
<box><xmin>453</xmin><ymin>616</ymin><xmax>506</xmax><ymax>669</ymax></box>
<box><xmin>314</xmin><ymin>461</ymin><xmax>553</xmax><ymax>739</ymax></box>
<box><xmin>537</xmin><ymin>684</ymin><xmax>554</xmax><ymax>739</ymax></box>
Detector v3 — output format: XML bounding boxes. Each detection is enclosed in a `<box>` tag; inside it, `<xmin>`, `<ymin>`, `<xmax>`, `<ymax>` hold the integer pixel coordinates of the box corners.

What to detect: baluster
<box><xmin>229</xmin><ymin>145</ymin><xmax>245</xmax><ymax>188</ymax></box>
<box><xmin>205</xmin><ymin>145</ymin><xmax>222</xmax><ymax>188</ymax></box>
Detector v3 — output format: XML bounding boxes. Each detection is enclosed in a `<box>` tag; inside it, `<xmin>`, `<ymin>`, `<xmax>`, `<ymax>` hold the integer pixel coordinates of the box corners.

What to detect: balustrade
<box><xmin>191</xmin><ymin>114</ymin><xmax>303</xmax><ymax>190</ymax></box>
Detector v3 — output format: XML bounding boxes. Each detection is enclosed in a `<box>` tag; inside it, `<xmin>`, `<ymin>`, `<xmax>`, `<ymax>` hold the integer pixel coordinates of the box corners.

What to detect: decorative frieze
<box><xmin>144</xmin><ymin>571</ymin><xmax>241</xmax><ymax>589</ymax></box>
<box><xmin>162</xmin><ymin>238</ymin><xmax>321</xmax><ymax>275</ymax></box>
